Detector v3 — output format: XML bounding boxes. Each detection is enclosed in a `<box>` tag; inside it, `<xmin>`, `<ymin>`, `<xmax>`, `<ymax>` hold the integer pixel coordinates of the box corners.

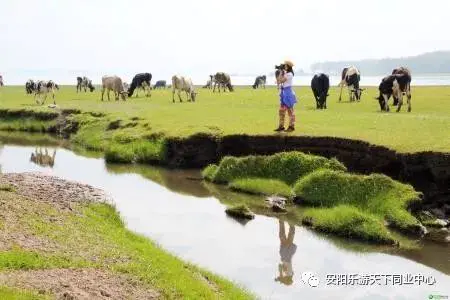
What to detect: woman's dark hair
<box><xmin>285</xmin><ymin>65</ymin><xmax>294</xmax><ymax>75</ymax></box>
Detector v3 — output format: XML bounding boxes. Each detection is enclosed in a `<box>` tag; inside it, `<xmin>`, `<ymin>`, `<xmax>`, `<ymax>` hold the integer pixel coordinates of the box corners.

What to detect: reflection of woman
<box><xmin>275</xmin><ymin>219</ymin><xmax>297</xmax><ymax>285</ymax></box>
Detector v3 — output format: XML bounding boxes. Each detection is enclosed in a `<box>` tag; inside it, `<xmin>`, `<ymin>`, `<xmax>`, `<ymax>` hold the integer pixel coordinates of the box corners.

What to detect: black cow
<box><xmin>153</xmin><ymin>80</ymin><xmax>166</xmax><ymax>89</ymax></box>
<box><xmin>376</xmin><ymin>73</ymin><xmax>412</xmax><ymax>112</ymax></box>
<box><xmin>339</xmin><ymin>66</ymin><xmax>364</xmax><ymax>102</ymax></box>
<box><xmin>25</xmin><ymin>80</ymin><xmax>36</xmax><ymax>94</ymax></box>
<box><xmin>128</xmin><ymin>73</ymin><xmax>152</xmax><ymax>97</ymax></box>
<box><xmin>311</xmin><ymin>73</ymin><xmax>330</xmax><ymax>109</ymax></box>
<box><xmin>252</xmin><ymin>75</ymin><xmax>266</xmax><ymax>89</ymax></box>
<box><xmin>0</xmin><ymin>75</ymin><xmax>3</xmax><ymax>86</ymax></box>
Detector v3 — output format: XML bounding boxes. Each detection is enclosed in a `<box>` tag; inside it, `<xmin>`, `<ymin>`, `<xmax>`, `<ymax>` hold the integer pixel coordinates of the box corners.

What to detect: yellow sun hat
<box><xmin>284</xmin><ymin>60</ymin><xmax>294</xmax><ymax>67</ymax></box>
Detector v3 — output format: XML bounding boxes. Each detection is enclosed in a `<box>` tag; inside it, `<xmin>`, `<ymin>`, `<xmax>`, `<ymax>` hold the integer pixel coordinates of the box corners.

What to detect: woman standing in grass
<box><xmin>275</xmin><ymin>61</ymin><xmax>297</xmax><ymax>132</ymax></box>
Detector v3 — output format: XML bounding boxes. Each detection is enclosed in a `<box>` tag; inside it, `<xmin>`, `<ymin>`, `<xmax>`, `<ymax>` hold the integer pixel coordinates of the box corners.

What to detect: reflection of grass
<box><xmin>229</xmin><ymin>178</ymin><xmax>293</xmax><ymax>198</ymax></box>
<box><xmin>1</xmin><ymin>189</ymin><xmax>253</xmax><ymax>299</ymax></box>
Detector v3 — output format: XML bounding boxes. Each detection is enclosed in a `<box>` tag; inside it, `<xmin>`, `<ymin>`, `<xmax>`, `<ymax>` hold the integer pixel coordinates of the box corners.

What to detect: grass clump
<box><xmin>104</xmin><ymin>139</ymin><xmax>166</xmax><ymax>163</ymax></box>
<box><xmin>0</xmin><ymin>286</ymin><xmax>48</xmax><ymax>300</ymax></box>
<box><xmin>206</xmin><ymin>151</ymin><xmax>346</xmax><ymax>185</ymax></box>
<box><xmin>225</xmin><ymin>204</ymin><xmax>255</xmax><ymax>220</ymax></box>
<box><xmin>229</xmin><ymin>178</ymin><xmax>293</xmax><ymax>198</ymax></box>
<box><xmin>293</xmin><ymin>169</ymin><xmax>422</xmax><ymax>232</ymax></box>
<box><xmin>302</xmin><ymin>205</ymin><xmax>396</xmax><ymax>245</ymax></box>
<box><xmin>202</xmin><ymin>164</ymin><xmax>219</xmax><ymax>181</ymax></box>
<box><xmin>0</xmin><ymin>184</ymin><xmax>16</xmax><ymax>192</ymax></box>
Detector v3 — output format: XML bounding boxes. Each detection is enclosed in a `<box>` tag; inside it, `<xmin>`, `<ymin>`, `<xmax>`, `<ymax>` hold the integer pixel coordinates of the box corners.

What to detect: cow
<box><xmin>101</xmin><ymin>76</ymin><xmax>127</xmax><ymax>101</ymax></box>
<box><xmin>34</xmin><ymin>80</ymin><xmax>59</xmax><ymax>105</ymax></box>
<box><xmin>171</xmin><ymin>75</ymin><xmax>197</xmax><ymax>103</ymax></box>
<box><xmin>311</xmin><ymin>73</ymin><xmax>330</xmax><ymax>109</ymax></box>
<box><xmin>77</xmin><ymin>76</ymin><xmax>95</xmax><ymax>93</ymax></box>
<box><xmin>128</xmin><ymin>73</ymin><xmax>152</xmax><ymax>98</ymax></box>
<box><xmin>252</xmin><ymin>75</ymin><xmax>266</xmax><ymax>89</ymax></box>
<box><xmin>25</xmin><ymin>80</ymin><xmax>36</xmax><ymax>94</ymax></box>
<box><xmin>212</xmin><ymin>72</ymin><xmax>233</xmax><ymax>93</ymax></box>
<box><xmin>339</xmin><ymin>66</ymin><xmax>364</xmax><ymax>102</ymax></box>
<box><xmin>153</xmin><ymin>80</ymin><xmax>166</xmax><ymax>89</ymax></box>
<box><xmin>0</xmin><ymin>75</ymin><xmax>3</xmax><ymax>87</ymax></box>
<box><xmin>376</xmin><ymin>73</ymin><xmax>412</xmax><ymax>112</ymax></box>
<box><xmin>391</xmin><ymin>67</ymin><xmax>411</xmax><ymax>106</ymax></box>
<box><xmin>123</xmin><ymin>82</ymin><xmax>130</xmax><ymax>92</ymax></box>
<box><xmin>202</xmin><ymin>80</ymin><xmax>212</xmax><ymax>89</ymax></box>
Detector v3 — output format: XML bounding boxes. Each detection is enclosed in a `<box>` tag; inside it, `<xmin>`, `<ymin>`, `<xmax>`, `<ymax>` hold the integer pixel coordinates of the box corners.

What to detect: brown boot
<box><xmin>274</xmin><ymin>126</ymin><xmax>285</xmax><ymax>132</ymax></box>
<box><xmin>285</xmin><ymin>126</ymin><xmax>295</xmax><ymax>132</ymax></box>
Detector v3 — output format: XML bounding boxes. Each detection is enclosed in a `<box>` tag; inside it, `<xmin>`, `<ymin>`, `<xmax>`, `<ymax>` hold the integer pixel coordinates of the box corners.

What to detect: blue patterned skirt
<box><xmin>280</xmin><ymin>86</ymin><xmax>297</xmax><ymax>108</ymax></box>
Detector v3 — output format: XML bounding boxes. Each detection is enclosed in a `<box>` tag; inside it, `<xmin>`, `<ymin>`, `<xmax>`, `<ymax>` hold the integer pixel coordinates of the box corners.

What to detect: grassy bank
<box><xmin>0</xmin><ymin>183</ymin><xmax>253</xmax><ymax>299</ymax></box>
<box><xmin>0</xmin><ymin>85</ymin><xmax>449</xmax><ymax>153</ymax></box>
<box><xmin>202</xmin><ymin>152</ymin><xmax>423</xmax><ymax>245</ymax></box>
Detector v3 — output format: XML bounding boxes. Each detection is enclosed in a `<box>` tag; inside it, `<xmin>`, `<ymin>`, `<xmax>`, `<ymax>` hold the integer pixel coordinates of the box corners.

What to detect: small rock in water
<box><xmin>266</xmin><ymin>195</ymin><xmax>287</xmax><ymax>212</ymax></box>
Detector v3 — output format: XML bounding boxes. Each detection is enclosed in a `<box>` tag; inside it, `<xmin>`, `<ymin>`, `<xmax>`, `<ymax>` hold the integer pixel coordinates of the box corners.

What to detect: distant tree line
<box><xmin>310</xmin><ymin>51</ymin><xmax>450</xmax><ymax>75</ymax></box>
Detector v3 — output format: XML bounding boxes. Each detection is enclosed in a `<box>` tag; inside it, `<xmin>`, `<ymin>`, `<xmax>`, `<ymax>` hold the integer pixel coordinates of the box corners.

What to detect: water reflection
<box><xmin>276</xmin><ymin>220</ymin><xmax>297</xmax><ymax>286</ymax></box>
<box><xmin>30</xmin><ymin>148</ymin><xmax>56</xmax><ymax>168</ymax></box>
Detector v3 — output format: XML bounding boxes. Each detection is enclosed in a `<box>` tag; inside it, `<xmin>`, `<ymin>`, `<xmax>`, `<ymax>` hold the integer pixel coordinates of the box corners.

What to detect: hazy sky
<box><xmin>1</xmin><ymin>0</ymin><xmax>449</xmax><ymax>83</ymax></box>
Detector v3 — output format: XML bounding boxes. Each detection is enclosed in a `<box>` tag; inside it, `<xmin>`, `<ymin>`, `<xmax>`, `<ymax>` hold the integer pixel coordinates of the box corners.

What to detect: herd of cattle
<box><xmin>311</xmin><ymin>66</ymin><xmax>412</xmax><ymax>112</ymax></box>
<box><xmin>7</xmin><ymin>66</ymin><xmax>412</xmax><ymax>112</ymax></box>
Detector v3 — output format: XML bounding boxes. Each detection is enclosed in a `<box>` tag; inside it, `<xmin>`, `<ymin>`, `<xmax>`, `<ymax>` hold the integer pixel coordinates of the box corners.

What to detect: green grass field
<box><xmin>0</xmin><ymin>85</ymin><xmax>449</xmax><ymax>153</ymax></box>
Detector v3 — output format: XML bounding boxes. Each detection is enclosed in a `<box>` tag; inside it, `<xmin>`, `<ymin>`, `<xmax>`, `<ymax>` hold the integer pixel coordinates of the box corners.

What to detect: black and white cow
<box><xmin>376</xmin><ymin>71</ymin><xmax>412</xmax><ymax>112</ymax></box>
<box><xmin>311</xmin><ymin>73</ymin><xmax>330</xmax><ymax>109</ymax></box>
<box><xmin>339</xmin><ymin>66</ymin><xmax>364</xmax><ymax>102</ymax></box>
<box><xmin>76</xmin><ymin>76</ymin><xmax>95</xmax><ymax>92</ymax></box>
<box><xmin>252</xmin><ymin>75</ymin><xmax>266</xmax><ymax>89</ymax></box>
<box><xmin>128</xmin><ymin>73</ymin><xmax>152</xmax><ymax>97</ymax></box>
<box><xmin>391</xmin><ymin>67</ymin><xmax>411</xmax><ymax>106</ymax></box>
<box><xmin>153</xmin><ymin>80</ymin><xmax>167</xmax><ymax>89</ymax></box>
<box><xmin>34</xmin><ymin>80</ymin><xmax>59</xmax><ymax>105</ymax></box>
<box><xmin>25</xmin><ymin>80</ymin><xmax>36</xmax><ymax>94</ymax></box>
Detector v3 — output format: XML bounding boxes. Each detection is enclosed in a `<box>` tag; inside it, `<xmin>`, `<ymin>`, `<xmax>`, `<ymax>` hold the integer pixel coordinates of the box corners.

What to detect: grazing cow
<box><xmin>376</xmin><ymin>73</ymin><xmax>412</xmax><ymax>112</ymax></box>
<box><xmin>202</xmin><ymin>80</ymin><xmax>212</xmax><ymax>89</ymax></box>
<box><xmin>128</xmin><ymin>73</ymin><xmax>152</xmax><ymax>97</ymax></box>
<box><xmin>311</xmin><ymin>73</ymin><xmax>330</xmax><ymax>109</ymax></box>
<box><xmin>0</xmin><ymin>75</ymin><xmax>3</xmax><ymax>86</ymax></box>
<box><xmin>391</xmin><ymin>67</ymin><xmax>411</xmax><ymax>106</ymax></box>
<box><xmin>252</xmin><ymin>75</ymin><xmax>266</xmax><ymax>89</ymax></box>
<box><xmin>34</xmin><ymin>80</ymin><xmax>59</xmax><ymax>105</ymax></box>
<box><xmin>153</xmin><ymin>80</ymin><xmax>166</xmax><ymax>89</ymax></box>
<box><xmin>212</xmin><ymin>72</ymin><xmax>233</xmax><ymax>92</ymax></box>
<box><xmin>30</xmin><ymin>148</ymin><xmax>56</xmax><ymax>168</ymax></box>
<box><xmin>101</xmin><ymin>76</ymin><xmax>127</xmax><ymax>101</ymax></box>
<box><xmin>77</xmin><ymin>76</ymin><xmax>95</xmax><ymax>92</ymax></box>
<box><xmin>171</xmin><ymin>75</ymin><xmax>197</xmax><ymax>103</ymax></box>
<box><xmin>123</xmin><ymin>82</ymin><xmax>130</xmax><ymax>92</ymax></box>
<box><xmin>339</xmin><ymin>66</ymin><xmax>364</xmax><ymax>102</ymax></box>
<box><xmin>25</xmin><ymin>79</ymin><xmax>36</xmax><ymax>94</ymax></box>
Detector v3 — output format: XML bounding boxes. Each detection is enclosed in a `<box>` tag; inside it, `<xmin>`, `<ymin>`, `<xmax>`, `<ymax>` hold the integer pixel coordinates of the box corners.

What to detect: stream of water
<box><xmin>0</xmin><ymin>138</ymin><xmax>448</xmax><ymax>300</ymax></box>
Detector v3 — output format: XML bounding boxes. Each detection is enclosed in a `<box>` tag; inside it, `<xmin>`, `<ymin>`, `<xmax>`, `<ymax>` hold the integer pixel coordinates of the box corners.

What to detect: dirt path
<box><xmin>0</xmin><ymin>269</ymin><xmax>159</xmax><ymax>300</ymax></box>
<box><xmin>0</xmin><ymin>172</ymin><xmax>160</xmax><ymax>299</ymax></box>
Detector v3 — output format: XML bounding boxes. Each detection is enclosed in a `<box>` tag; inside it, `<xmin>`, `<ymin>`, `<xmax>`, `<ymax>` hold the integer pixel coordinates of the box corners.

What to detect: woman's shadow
<box><xmin>275</xmin><ymin>219</ymin><xmax>297</xmax><ymax>286</ymax></box>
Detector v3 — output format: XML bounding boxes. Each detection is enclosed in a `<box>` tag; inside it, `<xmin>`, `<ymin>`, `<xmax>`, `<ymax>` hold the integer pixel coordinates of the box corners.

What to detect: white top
<box><xmin>282</xmin><ymin>72</ymin><xmax>293</xmax><ymax>87</ymax></box>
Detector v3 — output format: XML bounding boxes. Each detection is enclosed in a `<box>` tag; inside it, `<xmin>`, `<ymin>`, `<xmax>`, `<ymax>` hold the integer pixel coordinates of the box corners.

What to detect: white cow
<box><xmin>101</xmin><ymin>76</ymin><xmax>127</xmax><ymax>101</ymax></box>
<box><xmin>171</xmin><ymin>75</ymin><xmax>197</xmax><ymax>103</ymax></box>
